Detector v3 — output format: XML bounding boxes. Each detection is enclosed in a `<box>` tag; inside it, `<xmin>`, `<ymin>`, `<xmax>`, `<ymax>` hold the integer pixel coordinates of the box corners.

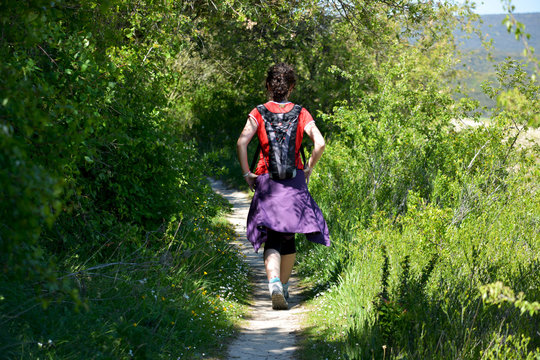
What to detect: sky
<box><xmin>465</xmin><ymin>0</ymin><xmax>540</xmax><ymax>14</ymax></box>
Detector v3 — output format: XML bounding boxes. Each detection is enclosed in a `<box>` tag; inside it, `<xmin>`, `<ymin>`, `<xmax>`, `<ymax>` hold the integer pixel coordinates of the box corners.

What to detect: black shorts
<box><xmin>263</xmin><ymin>229</ymin><xmax>296</xmax><ymax>255</ymax></box>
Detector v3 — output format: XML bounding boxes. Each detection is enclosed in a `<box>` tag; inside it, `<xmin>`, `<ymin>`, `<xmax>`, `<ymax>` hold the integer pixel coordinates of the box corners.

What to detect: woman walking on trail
<box><xmin>236</xmin><ymin>63</ymin><xmax>330</xmax><ymax>310</ymax></box>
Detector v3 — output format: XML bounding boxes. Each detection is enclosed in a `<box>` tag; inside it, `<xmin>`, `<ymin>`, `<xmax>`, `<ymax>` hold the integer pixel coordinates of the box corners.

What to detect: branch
<box><xmin>37</xmin><ymin>45</ymin><xmax>58</xmax><ymax>68</ymax></box>
<box><xmin>0</xmin><ymin>302</ymin><xmax>41</xmax><ymax>322</ymax></box>
<box><xmin>141</xmin><ymin>46</ymin><xmax>154</xmax><ymax>65</ymax></box>
<box><xmin>467</xmin><ymin>141</ymin><xmax>489</xmax><ymax>171</ymax></box>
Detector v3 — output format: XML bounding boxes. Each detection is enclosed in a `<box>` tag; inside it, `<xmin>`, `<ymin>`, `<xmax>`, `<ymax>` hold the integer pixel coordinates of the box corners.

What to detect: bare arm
<box><xmin>304</xmin><ymin>121</ymin><xmax>326</xmax><ymax>183</ymax></box>
<box><xmin>236</xmin><ymin>117</ymin><xmax>259</xmax><ymax>190</ymax></box>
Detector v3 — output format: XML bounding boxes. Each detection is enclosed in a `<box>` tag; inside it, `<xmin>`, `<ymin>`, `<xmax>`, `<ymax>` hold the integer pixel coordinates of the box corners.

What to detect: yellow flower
<box><xmin>133</xmin><ymin>323</ymin><xmax>137</xmax><ymax>327</ymax></box>
<box><xmin>203</xmin><ymin>271</ymin><xmax>208</xmax><ymax>275</ymax></box>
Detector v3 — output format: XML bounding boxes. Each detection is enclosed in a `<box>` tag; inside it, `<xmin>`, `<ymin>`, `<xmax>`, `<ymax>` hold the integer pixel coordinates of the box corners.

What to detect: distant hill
<box><xmin>458</xmin><ymin>13</ymin><xmax>540</xmax><ymax>53</ymax></box>
<box><xmin>454</xmin><ymin>13</ymin><xmax>540</xmax><ymax>108</ymax></box>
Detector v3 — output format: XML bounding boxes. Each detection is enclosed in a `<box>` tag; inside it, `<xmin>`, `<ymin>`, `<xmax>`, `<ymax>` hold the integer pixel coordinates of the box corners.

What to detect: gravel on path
<box><xmin>209</xmin><ymin>178</ymin><xmax>305</xmax><ymax>360</ymax></box>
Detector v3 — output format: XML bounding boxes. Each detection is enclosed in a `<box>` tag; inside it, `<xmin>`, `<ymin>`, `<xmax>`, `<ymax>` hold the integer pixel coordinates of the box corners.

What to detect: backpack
<box><xmin>250</xmin><ymin>104</ymin><xmax>306</xmax><ymax>180</ymax></box>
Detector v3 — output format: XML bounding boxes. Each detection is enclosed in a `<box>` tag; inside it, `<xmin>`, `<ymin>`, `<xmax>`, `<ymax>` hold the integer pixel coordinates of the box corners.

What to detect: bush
<box><xmin>297</xmin><ymin>50</ymin><xmax>540</xmax><ymax>360</ymax></box>
<box><xmin>0</xmin><ymin>2</ymin><xmax>251</xmax><ymax>358</ymax></box>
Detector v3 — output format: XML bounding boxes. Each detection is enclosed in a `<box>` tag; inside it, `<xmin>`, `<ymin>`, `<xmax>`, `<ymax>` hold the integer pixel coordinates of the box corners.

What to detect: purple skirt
<box><xmin>246</xmin><ymin>170</ymin><xmax>330</xmax><ymax>253</ymax></box>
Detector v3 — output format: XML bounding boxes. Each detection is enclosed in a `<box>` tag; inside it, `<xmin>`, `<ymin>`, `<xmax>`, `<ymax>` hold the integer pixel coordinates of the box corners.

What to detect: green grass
<box><xmin>0</xmin><ymin>203</ymin><xmax>250</xmax><ymax>359</ymax></box>
<box><xmin>296</xmin><ymin>163</ymin><xmax>540</xmax><ymax>359</ymax></box>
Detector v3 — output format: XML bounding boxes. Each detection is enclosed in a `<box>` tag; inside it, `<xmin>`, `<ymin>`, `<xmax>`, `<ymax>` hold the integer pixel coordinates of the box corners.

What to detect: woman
<box><xmin>236</xmin><ymin>63</ymin><xmax>330</xmax><ymax>310</ymax></box>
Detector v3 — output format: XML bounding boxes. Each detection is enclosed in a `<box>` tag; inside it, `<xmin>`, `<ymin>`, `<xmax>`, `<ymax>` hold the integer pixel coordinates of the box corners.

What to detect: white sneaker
<box><xmin>268</xmin><ymin>279</ymin><xmax>282</xmax><ymax>295</ymax></box>
<box><xmin>282</xmin><ymin>282</ymin><xmax>289</xmax><ymax>300</ymax></box>
<box><xmin>270</xmin><ymin>283</ymin><xmax>288</xmax><ymax>310</ymax></box>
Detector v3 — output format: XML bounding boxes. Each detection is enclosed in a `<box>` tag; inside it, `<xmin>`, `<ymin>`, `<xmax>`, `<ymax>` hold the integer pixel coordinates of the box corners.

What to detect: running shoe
<box><xmin>282</xmin><ymin>282</ymin><xmax>290</xmax><ymax>300</ymax></box>
<box><xmin>271</xmin><ymin>284</ymin><xmax>288</xmax><ymax>310</ymax></box>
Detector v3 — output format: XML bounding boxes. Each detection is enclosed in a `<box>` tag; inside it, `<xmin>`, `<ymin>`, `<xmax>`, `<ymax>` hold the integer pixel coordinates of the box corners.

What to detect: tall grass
<box><xmin>299</xmin><ymin>155</ymin><xmax>539</xmax><ymax>359</ymax></box>
<box><xmin>296</xmin><ymin>60</ymin><xmax>540</xmax><ymax>359</ymax></box>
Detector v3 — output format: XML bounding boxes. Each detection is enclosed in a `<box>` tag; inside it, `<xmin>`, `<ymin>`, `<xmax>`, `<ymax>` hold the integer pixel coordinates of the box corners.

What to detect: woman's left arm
<box><xmin>304</xmin><ymin>121</ymin><xmax>326</xmax><ymax>184</ymax></box>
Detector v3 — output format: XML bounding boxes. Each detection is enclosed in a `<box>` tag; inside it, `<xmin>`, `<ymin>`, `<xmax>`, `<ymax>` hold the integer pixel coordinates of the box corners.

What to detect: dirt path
<box><xmin>209</xmin><ymin>178</ymin><xmax>305</xmax><ymax>360</ymax></box>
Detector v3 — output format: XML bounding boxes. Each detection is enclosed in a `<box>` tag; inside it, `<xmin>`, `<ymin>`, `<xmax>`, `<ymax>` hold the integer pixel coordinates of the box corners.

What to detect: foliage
<box><xmin>296</xmin><ymin>2</ymin><xmax>540</xmax><ymax>359</ymax></box>
<box><xmin>485</xmin><ymin>59</ymin><xmax>540</xmax><ymax>127</ymax></box>
<box><xmin>0</xmin><ymin>0</ymin><xmax>253</xmax><ymax>357</ymax></box>
<box><xmin>481</xmin><ymin>334</ymin><xmax>540</xmax><ymax>360</ymax></box>
<box><xmin>501</xmin><ymin>1</ymin><xmax>540</xmax><ymax>76</ymax></box>
<box><xmin>1</xmin><ymin>0</ymin><xmax>197</xmax><ymax>281</ymax></box>
<box><xmin>480</xmin><ymin>282</ymin><xmax>540</xmax><ymax>316</ymax></box>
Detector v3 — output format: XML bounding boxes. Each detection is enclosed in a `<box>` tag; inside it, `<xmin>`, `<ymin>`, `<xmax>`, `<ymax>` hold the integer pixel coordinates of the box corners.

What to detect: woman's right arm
<box><xmin>236</xmin><ymin>117</ymin><xmax>259</xmax><ymax>191</ymax></box>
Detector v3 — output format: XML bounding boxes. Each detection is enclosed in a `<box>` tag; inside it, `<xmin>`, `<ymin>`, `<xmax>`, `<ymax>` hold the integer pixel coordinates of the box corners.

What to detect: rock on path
<box><xmin>209</xmin><ymin>178</ymin><xmax>305</xmax><ymax>360</ymax></box>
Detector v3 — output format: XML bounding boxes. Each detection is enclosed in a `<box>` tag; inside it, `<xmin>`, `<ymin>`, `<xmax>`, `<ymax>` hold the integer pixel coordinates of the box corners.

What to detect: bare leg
<box><xmin>280</xmin><ymin>253</ymin><xmax>296</xmax><ymax>284</ymax></box>
<box><xmin>264</xmin><ymin>249</ymin><xmax>281</xmax><ymax>280</ymax></box>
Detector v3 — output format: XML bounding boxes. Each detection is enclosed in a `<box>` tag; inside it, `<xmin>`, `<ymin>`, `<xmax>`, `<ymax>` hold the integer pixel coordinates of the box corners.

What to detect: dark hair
<box><xmin>266</xmin><ymin>63</ymin><xmax>296</xmax><ymax>102</ymax></box>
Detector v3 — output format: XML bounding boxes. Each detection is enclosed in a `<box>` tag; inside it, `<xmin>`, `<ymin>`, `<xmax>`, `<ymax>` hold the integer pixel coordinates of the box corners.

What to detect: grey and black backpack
<box><xmin>250</xmin><ymin>104</ymin><xmax>306</xmax><ymax>180</ymax></box>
